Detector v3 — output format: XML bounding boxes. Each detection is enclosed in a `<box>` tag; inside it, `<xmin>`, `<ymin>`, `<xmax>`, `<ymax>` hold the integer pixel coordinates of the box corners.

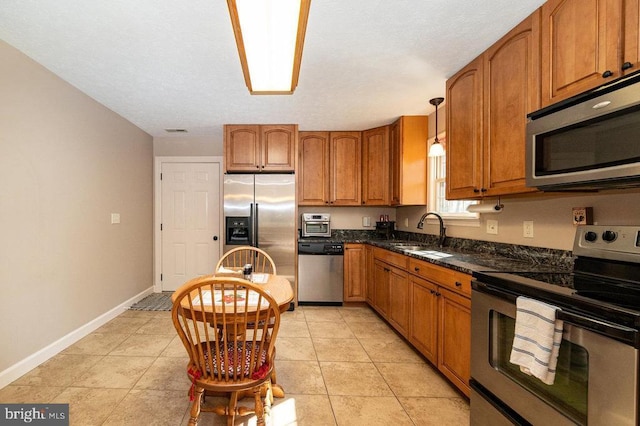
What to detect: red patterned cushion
<box><xmin>199</xmin><ymin>341</ymin><xmax>267</xmax><ymax>378</ymax></box>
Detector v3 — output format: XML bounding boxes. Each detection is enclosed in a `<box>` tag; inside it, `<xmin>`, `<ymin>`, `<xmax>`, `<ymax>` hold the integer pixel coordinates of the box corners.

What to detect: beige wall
<box><xmin>0</xmin><ymin>41</ymin><xmax>153</xmax><ymax>377</ymax></box>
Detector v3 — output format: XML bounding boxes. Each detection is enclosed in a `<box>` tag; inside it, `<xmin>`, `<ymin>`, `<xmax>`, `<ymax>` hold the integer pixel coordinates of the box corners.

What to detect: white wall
<box><xmin>153</xmin><ymin>135</ymin><xmax>221</xmax><ymax>157</ymax></box>
<box><xmin>0</xmin><ymin>40</ymin><xmax>153</xmax><ymax>379</ymax></box>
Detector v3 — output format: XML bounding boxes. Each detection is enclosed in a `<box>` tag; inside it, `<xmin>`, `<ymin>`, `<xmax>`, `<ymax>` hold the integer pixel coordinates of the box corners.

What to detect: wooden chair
<box><xmin>172</xmin><ymin>276</ymin><xmax>281</xmax><ymax>426</ymax></box>
<box><xmin>215</xmin><ymin>246</ymin><xmax>277</xmax><ymax>275</ymax></box>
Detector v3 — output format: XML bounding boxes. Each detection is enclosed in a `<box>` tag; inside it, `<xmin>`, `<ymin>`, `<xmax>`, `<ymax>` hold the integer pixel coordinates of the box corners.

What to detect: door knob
<box><xmin>213</xmin><ymin>236</ymin><xmax>218</xmax><ymax>241</ymax></box>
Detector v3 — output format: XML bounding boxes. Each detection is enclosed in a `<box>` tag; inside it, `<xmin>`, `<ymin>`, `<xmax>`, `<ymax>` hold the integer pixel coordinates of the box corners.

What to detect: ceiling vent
<box><xmin>165</xmin><ymin>128</ymin><xmax>188</xmax><ymax>133</ymax></box>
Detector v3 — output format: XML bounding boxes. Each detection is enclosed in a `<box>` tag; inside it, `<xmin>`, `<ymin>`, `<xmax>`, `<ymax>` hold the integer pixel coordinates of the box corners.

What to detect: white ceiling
<box><xmin>0</xmin><ymin>0</ymin><xmax>546</xmax><ymax>139</ymax></box>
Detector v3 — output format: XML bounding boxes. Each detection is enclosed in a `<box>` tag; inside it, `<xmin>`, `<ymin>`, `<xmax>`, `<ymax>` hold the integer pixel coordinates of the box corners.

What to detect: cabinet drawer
<box><xmin>409</xmin><ymin>258</ymin><xmax>472</xmax><ymax>297</ymax></box>
<box><xmin>373</xmin><ymin>247</ymin><xmax>408</xmax><ymax>269</ymax></box>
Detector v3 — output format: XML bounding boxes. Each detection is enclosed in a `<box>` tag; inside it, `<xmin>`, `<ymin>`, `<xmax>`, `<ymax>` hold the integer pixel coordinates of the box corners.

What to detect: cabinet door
<box><xmin>225</xmin><ymin>125</ymin><xmax>261</xmax><ymax>172</ymax></box>
<box><xmin>389</xmin><ymin>120</ymin><xmax>401</xmax><ymax>205</ymax></box>
<box><xmin>541</xmin><ymin>0</ymin><xmax>624</xmax><ymax>106</ymax></box>
<box><xmin>624</xmin><ymin>0</ymin><xmax>640</xmax><ymax>75</ymax></box>
<box><xmin>391</xmin><ymin>116</ymin><xmax>428</xmax><ymax>206</ymax></box>
<box><xmin>330</xmin><ymin>132</ymin><xmax>362</xmax><ymax>205</ymax></box>
<box><xmin>483</xmin><ymin>11</ymin><xmax>540</xmax><ymax>197</ymax></box>
<box><xmin>365</xmin><ymin>245</ymin><xmax>375</xmax><ymax>304</ymax></box>
<box><xmin>409</xmin><ymin>275</ymin><xmax>438</xmax><ymax>364</ymax></box>
<box><xmin>298</xmin><ymin>132</ymin><xmax>330</xmax><ymax>205</ymax></box>
<box><xmin>446</xmin><ymin>56</ymin><xmax>484</xmax><ymax>200</ymax></box>
<box><xmin>362</xmin><ymin>126</ymin><xmax>390</xmax><ymax>206</ymax></box>
<box><xmin>344</xmin><ymin>244</ymin><xmax>366</xmax><ymax>302</ymax></box>
<box><xmin>388</xmin><ymin>266</ymin><xmax>409</xmax><ymax>335</ymax></box>
<box><xmin>438</xmin><ymin>287</ymin><xmax>471</xmax><ymax>397</ymax></box>
<box><xmin>373</xmin><ymin>260</ymin><xmax>389</xmax><ymax>316</ymax></box>
<box><xmin>260</xmin><ymin>125</ymin><xmax>296</xmax><ymax>172</ymax></box>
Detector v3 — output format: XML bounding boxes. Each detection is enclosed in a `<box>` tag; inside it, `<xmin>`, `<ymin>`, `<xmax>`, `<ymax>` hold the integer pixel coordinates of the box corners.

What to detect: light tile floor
<box><xmin>0</xmin><ymin>305</ymin><xmax>469</xmax><ymax>425</ymax></box>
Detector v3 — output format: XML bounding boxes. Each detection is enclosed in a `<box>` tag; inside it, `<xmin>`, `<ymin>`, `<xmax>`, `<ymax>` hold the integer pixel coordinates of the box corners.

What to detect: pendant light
<box><xmin>428</xmin><ymin>97</ymin><xmax>445</xmax><ymax>157</ymax></box>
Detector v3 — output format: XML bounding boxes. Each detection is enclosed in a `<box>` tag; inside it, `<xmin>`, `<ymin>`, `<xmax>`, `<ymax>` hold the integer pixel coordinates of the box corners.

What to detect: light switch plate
<box><xmin>111</xmin><ymin>213</ymin><xmax>121</xmax><ymax>224</ymax></box>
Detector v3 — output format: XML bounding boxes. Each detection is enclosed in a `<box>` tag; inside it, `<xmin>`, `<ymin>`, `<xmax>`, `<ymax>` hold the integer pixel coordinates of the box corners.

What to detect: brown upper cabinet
<box><xmin>540</xmin><ymin>0</ymin><xmax>638</xmax><ymax>107</ymax></box>
<box><xmin>298</xmin><ymin>131</ymin><xmax>362</xmax><ymax>206</ymax></box>
<box><xmin>224</xmin><ymin>124</ymin><xmax>297</xmax><ymax>173</ymax></box>
<box><xmin>447</xmin><ymin>11</ymin><xmax>540</xmax><ymax>199</ymax></box>
<box><xmin>362</xmin><ymin>125</ymin><xmax>390</xmax><ymax>205</ymax></box>
<box><xmin>389</xmin><ymin>116</ymin><xmax>428</xmax><ymax>206</ymax></box>
<box><xmin>298</xmin><ymin>131</ymin><xmax>330</xmax><ymax>205</ymax></box>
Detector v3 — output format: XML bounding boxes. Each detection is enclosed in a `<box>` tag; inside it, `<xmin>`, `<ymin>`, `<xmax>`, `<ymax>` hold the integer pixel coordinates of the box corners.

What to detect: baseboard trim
<box><xmin>0</xmin><ymin>286</ymin><xmax>154</xmax><ymax>389</ymax></box>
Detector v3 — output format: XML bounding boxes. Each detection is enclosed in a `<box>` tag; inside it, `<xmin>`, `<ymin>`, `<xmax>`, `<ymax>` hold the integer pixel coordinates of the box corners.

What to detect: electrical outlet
<box><xmin>523</xmin><ymin>221</ymin><xmax>534</xmax><ymax>238</ymax></box>
<box><xmin>111</xmin><ymin>213</ymin><xmax>120</xmax><ymax>224</ymax></box>
<box><xmin>572</xmin><ymin>207</ymin><xmax>593</xmax><ymax>225</ymax></box>
<box><xmin>486</xmin><ymin>220</ymin><xmax>498</xmax><ymax>235</ymax></box>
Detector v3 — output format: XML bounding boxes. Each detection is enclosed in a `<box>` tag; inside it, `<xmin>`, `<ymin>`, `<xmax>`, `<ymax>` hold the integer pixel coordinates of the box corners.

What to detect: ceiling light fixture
<box><xmin>227</xmin><ymin>0</ymin><xmax>311</xmax><ymax>95</ymax></box>
<box><xmin>428</xmin><ymin>97</ymin><xmax>445</xmax><ymax>157</ymax></box>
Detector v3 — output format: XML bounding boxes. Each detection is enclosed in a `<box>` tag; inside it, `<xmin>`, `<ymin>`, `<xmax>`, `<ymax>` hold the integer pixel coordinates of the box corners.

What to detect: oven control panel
<box><xmin>574</xmin><ymin>225</ymin><xmax>640</xmax><ymax>262</ymax></box>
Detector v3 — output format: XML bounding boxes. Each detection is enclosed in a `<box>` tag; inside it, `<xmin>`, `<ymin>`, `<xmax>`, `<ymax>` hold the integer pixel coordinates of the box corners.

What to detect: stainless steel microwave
<box><xmin>526</xmin><ymin>72</ymin><xmax>640</xmax><ymax>191</ymax></box>
<box><xmin>301</xmin><ymin>213</ymin><xmax>331</xmax><ymax>238</ymax></box>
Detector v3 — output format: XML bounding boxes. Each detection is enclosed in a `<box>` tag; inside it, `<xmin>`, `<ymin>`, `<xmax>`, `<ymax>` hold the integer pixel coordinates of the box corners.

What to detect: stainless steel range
<box><xmin>471</xmin><ymin>225</ymin><xmax>640</xmax><ymax>426</ymax></box>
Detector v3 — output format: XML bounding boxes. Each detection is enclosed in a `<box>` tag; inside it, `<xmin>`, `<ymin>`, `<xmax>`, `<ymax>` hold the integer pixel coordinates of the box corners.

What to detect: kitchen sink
<box><xmin>388</xmin><ymin>242</ymin><xmax>430</xmax><ymax>248</ymax></box>
<box><xmin>407</xmin><ymin>250</ymin><xmax>453</xmax><ymax>260</ymax></box>
<box><xmin>388</xmin><ymin>243</ymin><xmax>453</xmax><ymax>259</ymax></box>
<box><xmin>395</xmin><ymin>245</ymin><xmax>431</xmax><ymax>251</ymax></box>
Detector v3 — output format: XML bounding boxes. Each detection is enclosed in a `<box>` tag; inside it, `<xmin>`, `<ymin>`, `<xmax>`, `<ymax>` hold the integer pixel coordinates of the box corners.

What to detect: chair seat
<box><xmin>199</xmin><ymin>341</ymin><xmax>268</xmax><ymax>379</ymax></box>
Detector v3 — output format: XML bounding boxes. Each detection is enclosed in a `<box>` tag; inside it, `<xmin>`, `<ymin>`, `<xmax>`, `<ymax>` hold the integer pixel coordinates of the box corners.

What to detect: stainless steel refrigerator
<box><xmin>223</xmin><ymin>174</ymin><xmax>296</xmax><ymax>288</ymax></box>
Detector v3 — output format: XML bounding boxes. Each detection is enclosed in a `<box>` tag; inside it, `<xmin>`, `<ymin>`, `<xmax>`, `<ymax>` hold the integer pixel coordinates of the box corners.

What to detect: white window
<box><xmin>428</xmin><ymin>132</ymin><xmax>478</xmax><ymax>221</ymax></box>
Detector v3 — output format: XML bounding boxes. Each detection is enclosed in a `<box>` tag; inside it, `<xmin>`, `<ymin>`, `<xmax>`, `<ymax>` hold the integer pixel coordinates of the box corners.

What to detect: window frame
<box><xmin>427</xmin><ymin>132</ymin><xmax>479</xmax><ymax>226</ymax></box>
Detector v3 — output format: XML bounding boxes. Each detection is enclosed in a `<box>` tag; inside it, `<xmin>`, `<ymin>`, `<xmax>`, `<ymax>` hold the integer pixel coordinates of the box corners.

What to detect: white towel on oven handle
<box><xmin>509</xmin><ymin>296</ymin><xmax>564</xmax><ymax>385</ymax></box>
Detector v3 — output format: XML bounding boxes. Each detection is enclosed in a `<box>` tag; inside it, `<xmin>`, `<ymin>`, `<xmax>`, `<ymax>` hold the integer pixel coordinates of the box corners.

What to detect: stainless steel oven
<box><xmin>471</xmin><ymin>225</ymin><xmax>640</xmax><ymax>425</ymax></box>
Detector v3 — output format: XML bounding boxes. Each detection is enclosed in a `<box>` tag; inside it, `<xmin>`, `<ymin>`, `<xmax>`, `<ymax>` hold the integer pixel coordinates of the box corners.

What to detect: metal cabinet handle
<box><xmin>480</xmin><ymin>188</ymin><xmax>487</xmax><ymax>193</ymax></box>
<box><xmin>435</xmin><ymin>291</ymin><xmax>441</xmax><ymax>297</ymax></box>
<box><xmin>473</xmin><ymin>188</ymin><xmax>480</xmax><ymax>193</ymax></box>
<box><xmin>455</xmin><ymin>281</ymin><xmax>462</xmax><ymax>287</ymax></box>
<box><xmin>414</xmin><ymin>267</ymin><xmax>420</xmax><ymax>272</ymax></box>
<box><xmin>602</xmin><ymin>70</ymin><xmax>613</xmax><ymax>78</ymax></box>
<box><xmin>622</xmin><ymin>61</ymin><xmax>633</xmax><ymax>71</ymax></box>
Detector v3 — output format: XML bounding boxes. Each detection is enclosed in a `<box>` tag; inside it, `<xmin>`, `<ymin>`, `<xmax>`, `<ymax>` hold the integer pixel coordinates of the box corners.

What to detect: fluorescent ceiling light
<box><xmin>228</xmin><ymin>0</ymin><xmax>310</xmax><ymax>94</ymax></box>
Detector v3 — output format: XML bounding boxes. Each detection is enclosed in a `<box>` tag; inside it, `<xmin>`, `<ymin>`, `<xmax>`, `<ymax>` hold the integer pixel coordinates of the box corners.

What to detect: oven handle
<box><xmin>473</xmin><ymin>281</ymin><xmax>640</xmax><ymax>347</ymax></box>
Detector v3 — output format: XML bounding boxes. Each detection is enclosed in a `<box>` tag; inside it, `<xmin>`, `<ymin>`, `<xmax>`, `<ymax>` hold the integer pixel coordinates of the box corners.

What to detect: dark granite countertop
<box><xmin>299</xmin><ymin>230</ymin><xmax>573</xmax><ymax>277</ymax></box>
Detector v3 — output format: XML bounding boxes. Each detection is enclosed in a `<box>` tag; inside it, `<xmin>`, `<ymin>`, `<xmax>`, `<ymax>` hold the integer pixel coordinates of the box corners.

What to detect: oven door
<box><xmin>471</xmin><ymin>286</ymin><xmax>638</xmax><ymax>426</ymax></box>
<box><xmin>302</xmin><ymin>221</ymin><xmax>330</xmax><ymax>237</ymax></box>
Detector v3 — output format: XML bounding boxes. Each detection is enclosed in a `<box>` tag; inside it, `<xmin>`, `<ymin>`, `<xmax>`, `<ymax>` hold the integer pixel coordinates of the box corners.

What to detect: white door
<box><xmin>161</xmin><ymin>162</ymin><xmax>221</xmax><ymax>291</ymax></box>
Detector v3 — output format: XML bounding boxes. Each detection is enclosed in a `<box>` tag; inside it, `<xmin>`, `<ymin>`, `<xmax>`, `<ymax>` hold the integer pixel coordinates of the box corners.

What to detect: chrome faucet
<box><xmin>417</xmin><ymin>212</ymin><xmax>447</xmax><ymax>247</ymax></box>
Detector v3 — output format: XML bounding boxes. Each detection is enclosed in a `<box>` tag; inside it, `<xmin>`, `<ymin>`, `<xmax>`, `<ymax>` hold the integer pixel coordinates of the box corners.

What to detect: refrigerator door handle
<box><xmin>249</xmin><ymin>202</ymin><xmax>255</xmax><ymax>247</ymax></box>
<box><xmin>255</xmin><ymin>203</ymin><xmax>259</xmax><ymax>248</ymax></box>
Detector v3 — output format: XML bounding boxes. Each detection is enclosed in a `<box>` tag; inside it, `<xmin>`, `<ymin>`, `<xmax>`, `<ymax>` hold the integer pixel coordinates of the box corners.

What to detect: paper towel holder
<box><xmin>467</xmin><ymin>199</ymin><xmax>504</xmax><ymax>214</ymax></box>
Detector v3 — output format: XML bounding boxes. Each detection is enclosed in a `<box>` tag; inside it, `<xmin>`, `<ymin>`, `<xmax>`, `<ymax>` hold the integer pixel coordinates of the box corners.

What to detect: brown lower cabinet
<box><xmin>343</xmin><ymin>244</ymin><xmax>366</xmax><ymax>302</ymax></box>
<box><xmin>351</xmin><ymin>246</ymin><xmax>471</xmax><ymax>397</ymax></box>
<box><xmin>437</xmin><ymin>286</ymin><xmax>471</xmax><ymax>396</ymax></box>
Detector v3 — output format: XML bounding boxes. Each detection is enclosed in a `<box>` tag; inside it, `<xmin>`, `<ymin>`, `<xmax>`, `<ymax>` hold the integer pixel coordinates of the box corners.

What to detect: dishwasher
<box><xmin>297</xmin><ymin>241</ymin><xmax>344</xmax><ymax>305</ymax></box>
